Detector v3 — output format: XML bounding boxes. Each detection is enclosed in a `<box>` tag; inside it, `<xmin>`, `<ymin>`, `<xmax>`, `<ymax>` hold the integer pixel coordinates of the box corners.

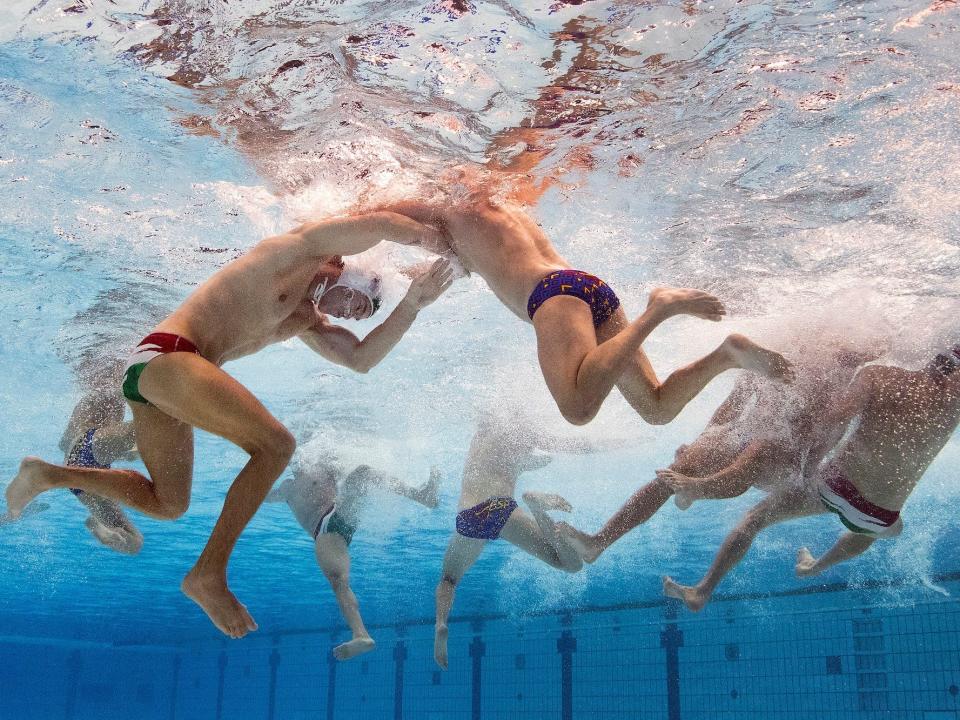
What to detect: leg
<box><xmin>657</xmin><ymin>439</ymin><xmax>787</xmax><ymax>510</ymax></box>
<box><xmin>520</xmin><ymin>492</ymin><xmax>582</xmax><ymax>572</ymax></box>
<box><xmin>434</xmin><ymin>534</ymin><xmax>486</xmax><ymax>669</ymax></box>
<box><xmin>75</xmin><ymin>492</ymin><xmax>144</xmax><ymax>556</ymax></box>
<box><xmin>597</xmin><ymin>309</ymin><xmax>793</xmax><ymax>425</ymax></box>
<box><xmin>663</xmin><ymin>489</ymin><xmax>822</xmax><ymax>611</ymax></box>
<box><xmin>499</xmin><ymin>507</ymin><xmax>578</xmax><ymax>571</ymax></box>
<box><xmin>127</xmin><ymin>354</ymin><xmax>297</xmax><ymax>640</ymax></box>
<box><xmin>313</xmin><ymin>535</ymin><xmax>375</xmax><ymax>661</ymax></box>
<box><xmin>560</xmin><ymin>477</ymin><xmax>674</xmax><ymax>563</ymax></box>
<box><xmin>7</xmin><ymin>405</ymin><xmax>193</xmax><ymax>520</ymax></box>
<box><xmin>796</xmin><ymin>530</ymin><xmax>885</xmax><ymax>578</ymax></box>
<box><xmin>340</xmin><ymin>465</ymin><xmax>440</xmax><ymax>509</ymax></box>
<box><xmin>534</xmin><ymin>288</ymin><xmax>726</xmax><ymax>425</ymax></box>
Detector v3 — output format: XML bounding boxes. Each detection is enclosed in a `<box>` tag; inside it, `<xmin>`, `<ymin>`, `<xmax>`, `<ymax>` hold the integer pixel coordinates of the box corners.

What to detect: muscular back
<box><xmin>836</xmin><ymin>366</ymin><xmax>960</xmax><ymax>508</ymax></box>
<box><xmin>395</xmin><ymin>196</ymin><xmax>571</xmax><ymax>319</ymax></box>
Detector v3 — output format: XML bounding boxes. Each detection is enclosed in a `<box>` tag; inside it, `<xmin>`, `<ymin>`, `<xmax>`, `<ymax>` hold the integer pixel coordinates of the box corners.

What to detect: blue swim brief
<box><xmin>526</xmin><ymin>269</ymin><xmax>621</xmax><ymax>329</ymax></box>
<box><xmin>66</xmin><ymin>428</ymin><xmax>110</xmax><ymax>497</ymax></box>
<box><xmin>455</xmin><ymin>497</ymin><xmax>518</xmax><ymax>540</ymax></box>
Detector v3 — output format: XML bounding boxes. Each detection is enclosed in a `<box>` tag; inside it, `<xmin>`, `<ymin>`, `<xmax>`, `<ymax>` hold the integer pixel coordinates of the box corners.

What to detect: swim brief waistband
<box><xmin>818</xmin><ymin>463</ymin><xmax>900</xmax><ymax>537</ymax></box>
<box><xmin>122</xmin><ymin>332</ymin><xmax>201</xmax><ymax>405</ymax></box>
<box><xmin>527</xmin><ymin>270</ymin><xmax>620</xmax><ymax>329</ymax></box>
<box><xmin>455</xmin><ymin>497</ymin><xmax>518</xmax><ymax>540</ymax></box>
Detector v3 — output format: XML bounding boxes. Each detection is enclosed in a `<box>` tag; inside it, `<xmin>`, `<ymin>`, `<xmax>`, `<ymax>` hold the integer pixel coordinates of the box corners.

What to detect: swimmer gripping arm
<box><xmin>300</xmin><ymin>259</ymin><xmax>452</xmax><ymax>373</ymax></box>
<box><xmin>803</xmin><ymin>367</ymin><xmax>874</xmax><ymax>478</ymax></box>
<box><xmin>289</xmin><ymin>211</ymin><xmax>450</xmax><ymax>258</ymax></box>
<box><xmin>299</xmin><ymin>302</ymin><xmax>420</xmax><ymax>373</ymax></box>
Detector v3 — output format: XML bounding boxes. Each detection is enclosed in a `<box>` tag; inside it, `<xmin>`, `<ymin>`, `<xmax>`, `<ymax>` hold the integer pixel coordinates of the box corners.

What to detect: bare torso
<box><xmin>435</xmin><ymin>197</ymin><xmax>572</xmax><ymax>319</ymax></box>
<box><xmin>155</xmin><ymin>238</ymin><xmax>327</xmax><ymax>365</ymax></box>
<box><xmin>459</xmin><ymin>424</ymin><xmax>536</xmax><ymax>507</ymax></box>
<box><xmin>833</xmin><ymin>366</ymin><xmax>960</xmax><ymax>509</ymax></box>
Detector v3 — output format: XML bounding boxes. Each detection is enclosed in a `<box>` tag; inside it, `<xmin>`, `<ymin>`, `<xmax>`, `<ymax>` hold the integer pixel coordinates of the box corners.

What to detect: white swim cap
<box><xmin>313</xmin><ymin>261</ymin><xmax>383</xmax><ymax>315</ymax></box>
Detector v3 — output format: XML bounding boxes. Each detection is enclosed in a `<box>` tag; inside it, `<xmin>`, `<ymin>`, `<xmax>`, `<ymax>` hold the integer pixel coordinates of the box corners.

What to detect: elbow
<box><xmin>352</xmin><ymin>360</ymin><xmax>373</xmax><ymax>374</ymax></box>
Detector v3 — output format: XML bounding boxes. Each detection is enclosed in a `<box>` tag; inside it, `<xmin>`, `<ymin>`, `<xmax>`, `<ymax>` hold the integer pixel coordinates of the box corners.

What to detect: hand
<box><xmin>401</xmin><ymin>258</ymin><xmax>454</xmax><ymax>311</ymax></box>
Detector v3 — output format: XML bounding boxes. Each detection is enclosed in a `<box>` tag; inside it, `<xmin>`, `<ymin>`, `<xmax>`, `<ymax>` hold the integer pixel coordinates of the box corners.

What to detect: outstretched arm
<box><xmin>288</xmin><ymin>210</ymin><xmax>451</xmax><ymax>258</ymax></box>
<box><xmin>299</xmin><ymin>259</ymin><xmax>453</xmax><ymax>373</ymax></box>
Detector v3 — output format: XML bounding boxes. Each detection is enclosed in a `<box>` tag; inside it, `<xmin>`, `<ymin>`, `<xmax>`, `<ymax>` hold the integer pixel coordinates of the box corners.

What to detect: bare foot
<box><xmin>0</xmin><ymin>500</ymin><xmax>49</xmax><ymax>526</ymax></box>
<box><xmin>5</xmin><ymin>457</ymin><xmax>54</xmax><ymax>520</ymax></box>
<box><xmin>647</xmin><ymin>287</ymin><xmax>726</xmax><ymax>322</ymax></box>
<box><xmin>84</xmin><ymin>515</ymin><xmax>144</xmax><ymax>556</ymax></box>
<box><xmin>434</xmin><ymin>624</ymin><xmax>449</xmax><ymax>670</ymax></box>
<box><xmin>333</xmin><ymin>636</ymin><xmax>375</xmax><ymax>661</ymax></box>
<box><xmin>417</xmin><ymin>467</ymin><xmax>441</xmax><ymax>509</ymax></box>
<box><xmin>181</xmin><ymin>570</ymin><xmax>258</xmax><ymax>639</ymax></box>
<box><xmin>663</xmin><ymin>575</ymin><xmax>708</xmax><ymax>612</ymax></box>
<box><xmin>522</xmin><ymin>491</ymin><xmax>572</xmax><ymax>513</ymax></box>
<box><xmin>557</xmin><ymin>521</ymin><xmax>602</xmax><ymax>563</ymax></box>
<box><xmin>795</xmin><ymin>547</ymin><xmax>819</xmax><ymax>578</ymax></box>
<box><xmin>655</xmin><ymin>469</ymin><xmax>701</xmax><ymax>510</ymax></box>
<box><xmin>724</xmin><ymin>334</ymin><xmax>795</xmax><ymax>382</ymax></box>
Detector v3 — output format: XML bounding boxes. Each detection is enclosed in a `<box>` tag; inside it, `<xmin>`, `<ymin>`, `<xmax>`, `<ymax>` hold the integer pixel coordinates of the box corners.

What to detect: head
<box><xmin>314</xmin><ymin>259</ymin><xmax>383</xmax><ymax>321</ymax></box>
<box><xmin>930</xmin><ymin>343</ymin><xmax>960</xmax><ymax>378</ymax></box>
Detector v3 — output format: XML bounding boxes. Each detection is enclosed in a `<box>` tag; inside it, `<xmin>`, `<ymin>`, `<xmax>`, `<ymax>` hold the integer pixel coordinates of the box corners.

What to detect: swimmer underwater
<box><xmin>6</xmin><ymin>213</ymin><xmax>453</xmax><ymax>639</ymax></box>
<box><xmin>370</xmin><ymin>186</ymin><xmax>793</xmax><ymax>427</ymax></box>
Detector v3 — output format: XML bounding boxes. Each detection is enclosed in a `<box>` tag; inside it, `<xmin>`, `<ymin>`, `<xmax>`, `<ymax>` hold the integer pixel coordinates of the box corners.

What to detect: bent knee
<box><xmin>639</xmin><ymin>404</ymin><xmax>676</xmax><ymax>426</ymax></box>
<box><xmin>250</xmin><ymin>424</ymin><xmax>296</xmax><ymax>464</ymax></box>
<box><xmin>558</xmin><ymin>401</ymin><xmax>598</xmax><ymax>427</ymax></box>
<box><xmin>155</xmin><ymin>496</ymin><xmax>190</xmax><ymax>520</ymax></box>
<box><xmin>326</xmin><ymin>572</ymin><xmax>350</xmax><ymax>591</ymax></box>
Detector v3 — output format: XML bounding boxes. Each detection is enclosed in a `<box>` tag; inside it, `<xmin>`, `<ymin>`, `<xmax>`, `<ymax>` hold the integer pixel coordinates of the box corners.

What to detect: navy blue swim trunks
<box><xmin>455</xmin><ymin>497</ymin><xmax>518</xmax><ymax>540</ymax></box>
<box><xmin>66</xmin><ymin>428</ymin><xmax>110</xmax><ymax>497</ymax></box>
<box><xmin>526</xmin><ymin>269</ymin><xmax>620</xmax><ymax>329</ymax></box>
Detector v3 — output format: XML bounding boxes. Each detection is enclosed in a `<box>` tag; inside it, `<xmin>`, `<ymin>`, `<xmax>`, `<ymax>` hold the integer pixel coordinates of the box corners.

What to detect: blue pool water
<box><xmin>1</xmin><ymin>1</ymin><xmax>959</xmax><ymax>718</ymax></box>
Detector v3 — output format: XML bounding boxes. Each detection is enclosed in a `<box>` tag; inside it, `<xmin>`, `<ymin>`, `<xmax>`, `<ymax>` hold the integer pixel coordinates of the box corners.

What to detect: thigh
<box><xmin>596</xmin><ymin>306</ymin><xmax>660</xmax><ymax>395</ymax></box>
<box><xmin>752</xmin><ymin>486</ymin><xmax>825</xmax><ymax>526</ymax></box>
<box><xmin>671</xmin><ymin>434</ymin><xmax>736</xmax><ymax>475</ymax></box>
<box><xmin>138</xmin><ymin>351</ymin><xmax>287</xmax><ymax>454</ymax></box>
<box><xmin>314</xmin><ymin>535</ymin><xmax>351</xmax><ymax>579</ymax></box>
<box><xmin>532</xmin><ymin>297</ymin><xmax>600</xmax><ymax>399</ymax></box>
<box><xmin>441</xmin><ymin>534</ymin><xmax>487</xmax><ymax>581</ymax></box>
<box><xmin>130</xmin><ymin>400</ymin><xmax>194</xmax><ymax>508</ymax></box>
<box><xmin>500</xmin><ymin>510</ymin><xmax>559</xmax><ymax>566</ymax></box>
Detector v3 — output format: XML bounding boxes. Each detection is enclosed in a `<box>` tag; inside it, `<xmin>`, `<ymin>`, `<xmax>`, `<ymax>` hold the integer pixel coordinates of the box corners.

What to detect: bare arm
<box><xmin>288</xmin><ymin>211</ymin><xmax>451</xmax><ymax>258</ymax></box>
<box><xmin>299</xmin><ymin>258</ymin><xmax>453</xmax><ymax>373</ymax></box>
